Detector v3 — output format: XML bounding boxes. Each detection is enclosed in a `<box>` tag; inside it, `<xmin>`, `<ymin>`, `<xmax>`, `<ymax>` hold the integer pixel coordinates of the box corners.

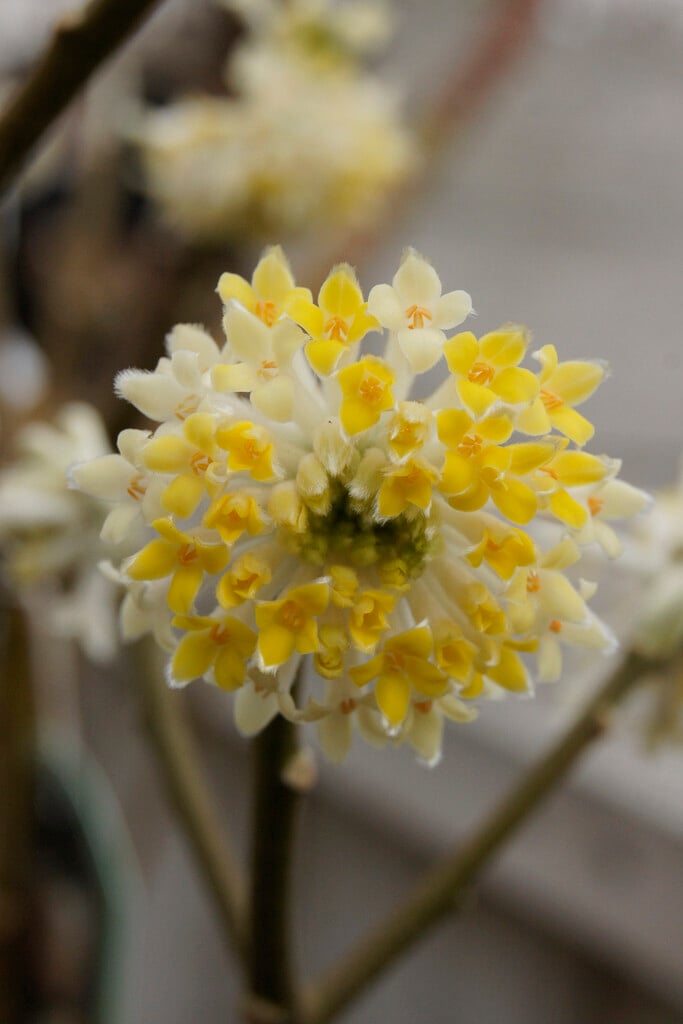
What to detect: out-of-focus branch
<box><xmin>137</xmin><ymin>645</ymin><xmax>248</xmax><ymax>958</ymax></box>
<box><xmin>0</xmin><ymin>598</ymin><xmax>35</xmax><ymax>1024</ymax></box>
<box><xmin>302</xmin><ymin>651</ymin><xmax>653</xmax><ymax>1024</ymax></box>
<box><xmin>421</xmin><ymin>0</ymin><xmax>541</xmax><ymax>152</ymax></box>
<box><xmin>308</xmin><ymin>0</ymin><xmax>543</xmax><ymax>289</ymax></box>
<box><xmin>0</xmin><ymin>0</ymin><xmax>168</xmax><ymax>199</ymax></box>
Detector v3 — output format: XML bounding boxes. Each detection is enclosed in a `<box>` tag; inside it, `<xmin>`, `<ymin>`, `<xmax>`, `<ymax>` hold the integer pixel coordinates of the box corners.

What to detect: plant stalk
<box><xmin>302</xmin><ymin>650</ymin><xmax>652</xmax><ymax>1024</ymax></box>
<box><xmin>245</xmin><ymin>707</ymin><xmax>302</xmax><ymax>1023</ymax></box>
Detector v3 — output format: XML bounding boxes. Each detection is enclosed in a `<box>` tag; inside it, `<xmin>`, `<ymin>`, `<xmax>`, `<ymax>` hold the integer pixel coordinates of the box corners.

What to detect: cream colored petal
<box><xmin>538</xmin><ymin>635</ymin><xmax>562</xmax><ymax>683</ymax></box>
<box><xmin>223</xmin><ymin>303</ymin><xmax>271</xmax><ymax>364</ymax></box>
<box><xmin>117</xmin><ymin>428</ymin><xmax>150</xmax><ymax>466</ymax></box>
<box><xmin>406</xmin><ymin>706</ymin><xmax>444</xmax><ymax>766</ymax></box>
<box><xmin>537</xmin><ymin>571</ymin><xmax>587</xmax><ymax>623</ymax></box>
<box><xmin>251</xmin><ymin>377</ymin><xmax>293</xmax><ymax>422</ymax></box>
<box><xmin>70</xmin><ymin>455</ymin><xmax>134</xmax><ymax>501</ymax></box>
<box><xmin>115</xmin><ymin>368</ymin><xmax>185</xmax><ymax>421</ymax></box>
<box><xmin>234</xmin><ymin>684</ymin><xmax>279</xmax><ymax>735</ymax></box>
<box><xmin>393</xmin><ymin>249</ymin><xmax>441</xmax><ymax>306</ymax></box>
<box><xmin>101</xmin><ymin>503</ymin><xmax>139</xmax><ymax>545</ymax></box>
<box><xmin>433</xmin><ymin>290</ymin><xmax>472</xmax><ymax>330</ymax></box>
<box><xmin>396</xmin><ymin>327</ymin><xmax>444</xmax><ymax>373</ymax></box>
<box><xmin>272</xmin><ymin>319</ymin><xmax>306</xmax><ymax>367</ymax></box>
<box><xmin>170</xmin><ymin>349</ymin><xmax>204</xmax><ymax>389</ymax></box>
<box><xmin>598</xmin><ymin>479</ymin><xmax>651</xmax><ymax>520</ymax></box>
<box><xmin>366</xmin><ymin>283</ymin><xmax>404</xmax><ymax>331</ymax></box>
<box><xmin>318</xmin><ymin>713</ymin><xmax>353</xmax><ymax>763</ymax></box>
<box><xmin>166</xmin><ymin>323</ymin><xmax>220</xmax><ymax>369</ymax></box>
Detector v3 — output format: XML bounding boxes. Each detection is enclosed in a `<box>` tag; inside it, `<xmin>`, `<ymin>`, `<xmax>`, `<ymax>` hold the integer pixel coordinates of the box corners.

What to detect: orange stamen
<box><xmin>588</xmin><ymin>496</ymin><xmax>603</xmax><ymax>516</ymax></box>
<box><xmin>457</xmin><ymin>432</ymin><xmax>483</xmax><ymax>457</ymax></box>
<box><xmin>255</xmin><ymin>300</ymin><xmax>276</xmax><ymax>327</ymax></box>
<box><xmin>210</xmin><ymin>623</ymin><xmax>231</xmax><ymax>644</ymax></box>
<box><xmin>526</xmin><ymin>571</ymin><xmax>541</xmax><ymax>593</ymax></box>
<box><xmin>340</xmin><ymin>698</ymin><xmax>357</xmax><ymax>715</ymax></box>
<box><xmin>324</xmin><ymin>316</ymin><xmax>349</xmax><ymax>342</ymax></box>
<box><xmin>258</xmin><ymin>359</ymin><xmax>278</xmax><ymax>381</ymax></box>
<box><xmin>126</xmin><ymin>474</ymin><xmax>147</xmax><ymax>501</ymax></box>
<box><xmin>540</xmin><ymin>388</ymin><xmax>563</xmax><ymax>412</ymax></box>
<box><xmin>414</xmin><ymin>700</ymin><xmax>433</xmax><ymax>714</ymax></box>
<box><xmin>359</xmin><ymin>376</ymin><xmax>385</xmax><ymax>404</ymax></box>
<box><xmin>467</xmin><ymin>362</ymin><xmax>495</xmax><ymax>386</ymax></box>
<box><xmin>549</xmin><ymin>619</ymin><xmax>563</xmax><ymax>633</ymax></box>
<box><xmin>175</xmin><ymin>395</ymin><xmax>199</xmax><ymax>421</ymax></box>
<box><xmin>405</xmin><ymin>304</ymin><xmax>432</xmax><ymax>330</ymax></box>
<box><xmin>190</xmin><ymin>451</ymin><xmax>211</xmax><ymax>476</ymax></box>
<box><xmin>280</xmin><ymin>600</ymin><xmax>305</xmax><ymax>630</ymax></box>
<box><xmin>178</xmin><ymin>543</ymin><xmax>198</xmax><ymax>566</ymax></box>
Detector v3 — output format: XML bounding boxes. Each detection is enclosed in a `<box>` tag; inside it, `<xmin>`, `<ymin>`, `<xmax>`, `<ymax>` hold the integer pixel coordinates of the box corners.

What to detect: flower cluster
<box><xmin>0</xmin><ymin>403</ymin><xmax>120</xmax><ymax>662</ymax></box>
<box><xmin>135</xmin><ymin>0</ymin><xmax>414</xmax><ymax>240</ymax></box>
<box><xmin>73</xmin><ymin>247</ymin><xmax>647</xmax><ymax>762</ymax></box>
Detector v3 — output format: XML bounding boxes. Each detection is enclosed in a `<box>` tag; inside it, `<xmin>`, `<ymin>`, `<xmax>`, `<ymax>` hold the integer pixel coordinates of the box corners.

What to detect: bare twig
<box><xmin>0</xmin><ymin>0</ymin><xmax>167</xmax><ymax>198</ymax></box>
<box><xmin>137</xmin><ymin>645</ymin><xmax>248</xmax><ymax>958</ymax></box>
<box><xmin>302</xmin><ymin>651</ymin><xmax>653</xmax><ymax>1024</ymax></box>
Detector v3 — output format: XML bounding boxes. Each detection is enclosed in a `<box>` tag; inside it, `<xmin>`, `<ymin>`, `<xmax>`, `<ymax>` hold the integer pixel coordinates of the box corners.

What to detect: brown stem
<box><xmin>245</xmin><ymin>707</ymin><xmax>302</xmax><ymax>1023</ymax></box>
<box><xmin>0</xmin><ymin>0</ymin><xmax>168</xmax><ymax>198</ymax></box>
<box><xmin>0</xmin><ymin>599</ymin><xmax>35</xmax><ymax>1023</ymax></box>
<box><xmin>137</xmin><ymin>645</ymin><xmax>247</xmax><ymax>958</ymax></box>
<box><xmin>302</xmin><ymin>651</ymin><xmax>652</xmax><ymax>1024</ymax></box>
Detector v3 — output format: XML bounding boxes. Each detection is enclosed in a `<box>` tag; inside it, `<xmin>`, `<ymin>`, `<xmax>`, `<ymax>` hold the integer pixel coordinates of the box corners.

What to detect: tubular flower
<box><xmin>73</xmin><ymin>247</ymin><xmax>642</xmax><ymax>763</ymax></box>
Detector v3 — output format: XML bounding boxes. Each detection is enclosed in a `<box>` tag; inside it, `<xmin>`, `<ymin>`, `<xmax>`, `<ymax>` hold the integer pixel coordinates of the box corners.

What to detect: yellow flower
<box><xmin>288</xmin><ymin>264</ymin><xmax>378</xmax><ymax>375</ymax></box>
<box><xmin>349</xmin><ymin>589</ymin><xmax>396</xmax><ymax>651</ymax></box>
<box><xmin>350</xmin><ymin>626</ymin><xmax>448</xmax><ymax>728</ymax></box>
<box><xmin>437</xmin><ymin>409</ymin><xmax>555</xmax><ymax>525</ymax></box>
<box><xmin>466</xmin><ymin>524</ymin><xmax>536</xmax><ymax>580</ymax></box>
<box><xmin>255</xmin><ymin>581</ymin><xmax>330</xmax><ymax>668</ymax></box>
<box><xmin>338</xmin><ymin>356</ymin><xmax>395</xmax><ymax>435</ymax></box>
<box><xmin>517</xmin><ymin>344</ymin><xmax>607</xmax><ymax>445</ymax></box>
<box><xmin>127</xmin><ymin>518</ymin><xmax>229</xmax><ymax>614</ymax></box>
<box><xmin>217</xmin><ymin>550</ymin><xmax>272</xmax><ymax>607</ymax></box>
<box><xmin>217</xmin><ymin>246</ymin><xmax>311</xmax><ymax>327</ymax></box>
<box><xmin>216</xmin><ymin>420</ymin><xmax>277</xmax><ymax>481</ymax></box>
<box><xmin>378</xmin><ymin>458</ymin><xmax>438</xmax><ymax>518</ymax></box>
<box><xmin>203</xmin><ymin>491</ymin><xmax>266</xmax><ymax>545</ymax></box>
<box><xmin>444</xmin><ymin>325</ymin><xmax>538</xmax><ymax>417</ymax></box>
<box><xmin>143</xmin><ymin>413</ymin><xmax>221</xmax><ymax>518</ymax></box>
<box><xmin>171</xmin><ymin>612</ymin><xmax>256</xmax><ymax>690</ymax></box>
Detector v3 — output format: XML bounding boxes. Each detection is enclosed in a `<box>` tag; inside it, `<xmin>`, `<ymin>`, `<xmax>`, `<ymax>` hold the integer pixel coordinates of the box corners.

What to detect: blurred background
<box><xmin>1</xmin><ymin>0</ymin><xmax>682</xmax><ymax>1021</ymax></box>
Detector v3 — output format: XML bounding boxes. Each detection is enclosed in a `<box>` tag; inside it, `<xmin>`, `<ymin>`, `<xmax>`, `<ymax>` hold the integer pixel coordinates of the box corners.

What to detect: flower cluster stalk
<box><xmin>246</xmin><ymin>696</ymin><xmax>302</xmax><ymax>1021</ymax></box>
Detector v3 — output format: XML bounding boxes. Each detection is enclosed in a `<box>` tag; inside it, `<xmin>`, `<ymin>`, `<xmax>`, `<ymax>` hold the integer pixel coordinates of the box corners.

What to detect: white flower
<box><xmin>0</xmin><ymin>403</ymin><xmax>121</xmax><ymax>661</ymax></box>
<box><xmin>368</xmin><ymin>249</ymin><xmax>472</xmax><ymax>373</ymax></box>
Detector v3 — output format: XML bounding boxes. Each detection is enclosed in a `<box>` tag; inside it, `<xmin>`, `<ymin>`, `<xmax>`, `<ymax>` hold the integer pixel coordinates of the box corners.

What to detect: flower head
<box><xmin>74</xmin><ymin>248</ymin><xmax>640</xmax><ymax>763</ymax></box>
